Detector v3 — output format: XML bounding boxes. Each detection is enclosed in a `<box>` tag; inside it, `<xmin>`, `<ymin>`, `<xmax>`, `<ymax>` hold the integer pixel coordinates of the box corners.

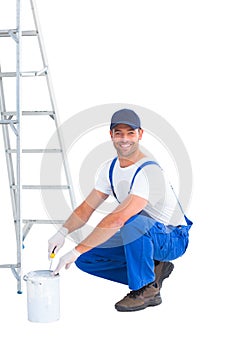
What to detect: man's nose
<box><xmin>120</xmin><ymin>134</ymin><xmax>129</xmax><ymax>141</ymax></box>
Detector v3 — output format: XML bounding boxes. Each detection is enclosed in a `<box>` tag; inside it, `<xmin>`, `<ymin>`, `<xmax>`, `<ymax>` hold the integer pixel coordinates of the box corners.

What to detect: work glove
<box><xmin>48</xmin><ymin>227</ymin><xmax>69</xmax><ymax>259</ymax></box>
<box><xmin>53</xmin><ymin>248</ymin><xmax>81</xmax><ymax>275</ymax></box>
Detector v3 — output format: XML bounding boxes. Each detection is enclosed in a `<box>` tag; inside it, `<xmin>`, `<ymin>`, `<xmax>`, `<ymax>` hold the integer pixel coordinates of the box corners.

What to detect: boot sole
<box><xmin>115</xmin><ymin>295</ymin><xmax>162</xmax><ymax>312</ymax></box>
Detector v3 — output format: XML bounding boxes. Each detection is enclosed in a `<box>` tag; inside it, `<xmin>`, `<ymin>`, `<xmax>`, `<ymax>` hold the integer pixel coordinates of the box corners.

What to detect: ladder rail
<box><xmin>0</xmin><ymin>67</ymin><xmax>21</xmax><ymax>291</ymax></box>
<box><xmin>0</xmin><ymin>0</ymin><xmax>77</xmax><ymax>293</ymax></box>
<box><xmin>30</xmin><ymin>0</ymin><xmax>76</xmax><ymax>210</ymax></box>
<box><xmin>15</xmin><ymin>0</ymin><xmax>23</xmax><ymax>294</ymax></box>
<box><xmin>0</xmin><ymin>66</ymin><xmax>18</xmax><ymax>222</ymax></box>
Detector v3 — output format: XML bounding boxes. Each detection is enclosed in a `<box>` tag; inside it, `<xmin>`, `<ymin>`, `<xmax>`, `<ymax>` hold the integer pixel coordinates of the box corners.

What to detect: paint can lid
<box><xmin>23</xmin><ymin>270</ymin><xmax>59</xmax><ymax>283</ymax></box>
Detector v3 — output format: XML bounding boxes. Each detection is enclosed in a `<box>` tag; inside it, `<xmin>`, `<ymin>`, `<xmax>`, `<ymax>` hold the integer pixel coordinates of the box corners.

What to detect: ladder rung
<box><xmin>6</xmin><ymin>149</ymin><xmax>62</xmax><ymax>154</ymax></box>
<box><xmin>23</xmin><ymin>219</ymin><xmax>65</xmax><ymax>224</ymax></box>
<box><xmin>0</xmin><ymin>120</ymin><xmax>18</xmax><ymax>125</ymax></box>
<box><xmin>10</xmin><ymin>185</ymin><xmax>70</xmax><ymax>190</ymax></box>
<box><xmin>0</xmin><ymin>264</ymin><xmax>19</xmax><ymax>269</ymax></box>
<box><xmin>0</xmin><ymin>70</ymin><xmax>47</xmax><ymax>78</ymax></box>
<box><xmin>0</xmin><ymin>30</ymin><xmax>38</xmax><ymax>37</ymax></box>
<box><xmin>23</xmin><ymin>185</ymin><xmax>70</xmax><ymax>190</ymax></box>
<box><xmin>1</xmin><ymin>111</ymin><xmax>55</xmax><ymax>117</ymax></box>
<box><xmin>0</xmin><ymin>72</ymin><xmax>17</xmax><ymax>77</ymax></box>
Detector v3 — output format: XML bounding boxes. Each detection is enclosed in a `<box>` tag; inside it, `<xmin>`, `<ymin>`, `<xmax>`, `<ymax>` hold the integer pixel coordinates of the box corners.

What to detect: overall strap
<box><xmin>129</xmin><ymin>160</ymin><xmax>160</xmax><ymax>192</ymax></box>
<box><xmin>109</xmin><ymin>157</ymin><xmax>120</xmax><ymax>203</ymax></box>
<box><xmin>109</xmin><ymin>157</ymin><xmax>192</xmax><ymax>227</ymax></box>
<box><xmin>109</xmin><ymin>158</ymin><xmax>160</xmax><ymax>204</ymax></box>
<box><xmin>129</xmin><ymin>160</ymin><xmax>192</xmax><ymax>227</ymax></box>
<box><xmin>168</xmin><ymin>182</ymin><xmax>193</xmax><ymax>226</ymax></box>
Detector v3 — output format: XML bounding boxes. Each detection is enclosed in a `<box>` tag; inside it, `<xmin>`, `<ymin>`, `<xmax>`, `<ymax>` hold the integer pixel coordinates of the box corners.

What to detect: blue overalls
<box><xmin>76</xmin><ymin>158</ymin><xmax>193</xmax><ymax>291</ymax></box>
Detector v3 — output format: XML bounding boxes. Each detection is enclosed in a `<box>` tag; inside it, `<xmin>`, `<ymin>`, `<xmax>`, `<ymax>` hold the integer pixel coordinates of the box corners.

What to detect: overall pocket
<box><xmin>152</xmin><ymin>223</ymin><xmax>189</xmax><ymax>261</ymax></box>
<box><xmin>163</xmin><ymin>225</ymin><xmax>189</xmax><ymax>261</ymax></box>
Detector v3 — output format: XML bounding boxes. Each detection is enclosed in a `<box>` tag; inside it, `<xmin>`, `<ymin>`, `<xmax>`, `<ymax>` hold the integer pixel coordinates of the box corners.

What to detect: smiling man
<box><xmin>48</xmin><ymin>108</ymin><xmax>192</xmax><ymax>312</ymax></box>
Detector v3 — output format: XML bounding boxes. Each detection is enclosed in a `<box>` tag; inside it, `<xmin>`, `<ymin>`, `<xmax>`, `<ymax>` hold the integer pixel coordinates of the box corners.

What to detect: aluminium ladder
<box><xmin>0</xmin><ymin>0</ymin><xmax>76</xmax><ymax>292</ymax></box>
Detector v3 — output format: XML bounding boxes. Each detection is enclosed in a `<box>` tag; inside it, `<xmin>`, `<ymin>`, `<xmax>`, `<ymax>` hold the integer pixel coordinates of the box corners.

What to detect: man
<box><xmin>48</xmin><ymin>108</ymin><xmax>192</xmax><ymax>312</ymax></box>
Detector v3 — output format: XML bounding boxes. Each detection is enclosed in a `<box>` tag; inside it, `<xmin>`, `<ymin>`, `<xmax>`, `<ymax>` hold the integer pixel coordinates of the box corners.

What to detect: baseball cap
<box><xmin>110</xmin><ymin>109</ymin><xmax>141</xmax><ymax>130</ymax></box>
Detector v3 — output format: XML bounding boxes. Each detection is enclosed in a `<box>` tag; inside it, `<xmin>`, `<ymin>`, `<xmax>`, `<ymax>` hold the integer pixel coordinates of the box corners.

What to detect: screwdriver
<box><xmin>49</xmin><ymin>248</ymin><xmax>56</xmax><ymax>270</ymax></box>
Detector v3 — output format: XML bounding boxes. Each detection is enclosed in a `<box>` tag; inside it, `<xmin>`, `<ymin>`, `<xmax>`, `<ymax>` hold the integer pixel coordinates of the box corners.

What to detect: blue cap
<box><xmin>110</xmin><ymin>109</ymin><xmax>141</xmax><ymax>130</ymax></box>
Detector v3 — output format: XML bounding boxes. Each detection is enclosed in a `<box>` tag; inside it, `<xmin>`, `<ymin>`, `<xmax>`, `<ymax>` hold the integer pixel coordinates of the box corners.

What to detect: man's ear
<box><xmin>110</xmin><ymin>130</ymin><xmax>113</xmax><ymax>139</ymax></box>
<box><xmin>138</xmin><ymin>128</ymin><xmax>144</xmax><ymax>140</ymax></box>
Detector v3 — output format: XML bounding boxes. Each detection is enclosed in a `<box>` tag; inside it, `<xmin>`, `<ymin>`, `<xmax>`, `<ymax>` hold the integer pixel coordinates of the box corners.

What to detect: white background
<box><xmin>0</xmin><ymin>0</ymin><xmax>232</xmax><ymax>349</ymax></box>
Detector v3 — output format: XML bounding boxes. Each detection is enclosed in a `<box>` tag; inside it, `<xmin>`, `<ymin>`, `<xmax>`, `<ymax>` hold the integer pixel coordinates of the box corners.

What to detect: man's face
<box><xmin>110</xmin><ymin>124</ymin><xmax>143</xmax><ymax>158</ymax></box>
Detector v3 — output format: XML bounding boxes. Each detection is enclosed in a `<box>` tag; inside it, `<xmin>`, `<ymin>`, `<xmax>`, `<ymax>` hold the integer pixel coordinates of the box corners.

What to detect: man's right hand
<box><xmin>48</xmin><ymin>227</ymin><xmax>69</xmax><ymax>259</ymax></box>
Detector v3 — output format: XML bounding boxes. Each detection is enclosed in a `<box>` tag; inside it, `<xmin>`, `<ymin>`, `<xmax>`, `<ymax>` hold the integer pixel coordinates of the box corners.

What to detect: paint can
<box><xmin>23</xmin><ymin>270</ymin><xmax>60</xmax><ymax>323</ymax></box>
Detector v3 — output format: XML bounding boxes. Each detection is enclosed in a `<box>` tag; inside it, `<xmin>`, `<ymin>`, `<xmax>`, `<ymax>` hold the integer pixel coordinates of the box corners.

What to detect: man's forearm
<box><xmin>75</xmin><ymin>213</ymin><xmax>123</xmax><ymax>254</ymax></box>
<box><xmin>63</xmin><ymin>209</ymin><xmax>87</xmax><ymax>234</ymax></box>
<box><xmin>75</xmin><ymin>193</ymin><xmax>148</xmax><ymax>254</ymax></box>
<box><xmin>63</xmin><ymin>189</ymin><xmax>108</xmax><ymax>234</ymax></box>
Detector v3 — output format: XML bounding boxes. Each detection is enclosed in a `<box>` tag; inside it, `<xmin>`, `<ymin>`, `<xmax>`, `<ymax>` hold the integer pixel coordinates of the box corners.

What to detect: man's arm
<box><xmin>49</xmin><ymin>189</ymin><xmax>109</xmax><ymax>270</ymax></box>
<box><xmin>63</xmin><ymin>189</ymin><xmax>108</xmax><ymax>233</ymax></box>
<box><xmin>76</xmin><ymin>194</ymin><xmax>148</xmax><ymax>253</ymax></box>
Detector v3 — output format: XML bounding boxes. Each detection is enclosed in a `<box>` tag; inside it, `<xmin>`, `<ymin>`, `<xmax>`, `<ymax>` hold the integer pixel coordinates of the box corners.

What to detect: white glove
<box><xmin>53</xmin><ymin>248</ymin><xmax>81</xmax><ymax>275</ymax></box>
<box><xmin>48</xmin><ymin>227</ymin><xmax>69</xmax><ymax>259</ymax></box>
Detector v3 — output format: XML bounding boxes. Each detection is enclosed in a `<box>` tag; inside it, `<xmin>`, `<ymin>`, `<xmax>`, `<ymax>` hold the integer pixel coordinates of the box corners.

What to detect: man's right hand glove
<box><xmin>48</xmin><ymin>227</ymin><xmax>69</xmax><ymax>259</ymax></box>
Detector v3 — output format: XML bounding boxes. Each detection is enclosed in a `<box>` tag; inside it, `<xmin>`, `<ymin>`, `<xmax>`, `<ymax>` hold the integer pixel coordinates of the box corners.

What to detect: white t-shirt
<box><xmin>94</xmin><ymin>157</ymin><xmax>185</xmax><ymax>226</ymax></box>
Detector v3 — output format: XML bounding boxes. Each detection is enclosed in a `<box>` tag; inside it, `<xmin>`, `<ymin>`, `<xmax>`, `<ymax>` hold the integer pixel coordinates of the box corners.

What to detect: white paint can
<box><xmin>23</xmin><ymin>270</ymin><xmax>60</xmax><ymax>323</ymax></box>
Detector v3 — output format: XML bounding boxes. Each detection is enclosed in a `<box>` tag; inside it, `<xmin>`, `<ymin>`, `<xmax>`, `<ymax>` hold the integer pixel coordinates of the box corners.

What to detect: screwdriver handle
<box><xmin>50</xmin><ymin>247</ymin><xmax>56</xmax><ymax>259</ymax></box>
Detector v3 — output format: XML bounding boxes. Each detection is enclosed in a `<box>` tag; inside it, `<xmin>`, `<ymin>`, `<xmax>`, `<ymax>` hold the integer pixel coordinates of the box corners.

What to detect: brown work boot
<box><xmin>115</xmin><ymin>283</ymin><xmax>162</xmax><ymax>312</ymax></box>
<box><xmin>154</xmin><ymin>261</ymin><xmax>174</xmax><ymax>289</ymax></box>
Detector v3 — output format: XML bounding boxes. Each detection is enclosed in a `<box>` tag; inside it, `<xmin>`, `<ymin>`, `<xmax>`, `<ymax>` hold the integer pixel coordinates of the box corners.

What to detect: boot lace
<box><xmin>128</xmin><ymin>285</ymin><xmax>149</xmax><ymax>299</ymax></box>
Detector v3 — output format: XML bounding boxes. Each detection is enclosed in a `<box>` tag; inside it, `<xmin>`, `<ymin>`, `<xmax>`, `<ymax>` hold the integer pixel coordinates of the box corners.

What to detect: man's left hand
<box><xmin>53</xmin><ymin>248</ymin><xmax>81</xmax><ymax>275</ymax></box>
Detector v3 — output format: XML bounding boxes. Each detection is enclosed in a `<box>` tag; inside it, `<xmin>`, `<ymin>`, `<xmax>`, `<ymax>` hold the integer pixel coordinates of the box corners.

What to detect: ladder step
<box><xmin>23</xmin><ymin>219</ymin><xmax>65</xmax><ymax>224</ymax></box>
<box><xmin>1</xmin><ymin>111</ymin><xmax>55</xmax><ymax>117</ymax></box>
<box><xmin>0</xmin><ymin>120</ymin><xmax>18</xmax><ymax>125</ymax></box>
<box><xmin>0</xmin><ymin>264</ymin><xmax>19</xmax><ymax>269</ymax></box>
<box><xmin>0</xmin><ymin>69</ymin><xmax>47</xmax><ymax>77</ymax></box>
<box><xmin>6</xmin><ymin>149</ymin><xmax>62</xmax><ymax>154</ymax></box>
<box><xmin>0</xmin><ymin>72</ymin><xmax>17</xmax><ymax>77</ymax></box>
<box><xmin>10</xmin><ymin>185</ymin><xmax>70</xmax><ymax>190</ymax></box>
<box><xmin>23</xmin><ymin>185</ymin><xmax>70</xmax><ymax>190</ymax></box>
<box><xmin>0</xmin><ymin>30</ymin><xmax>38</xmax><ymax>37</ymax></box>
